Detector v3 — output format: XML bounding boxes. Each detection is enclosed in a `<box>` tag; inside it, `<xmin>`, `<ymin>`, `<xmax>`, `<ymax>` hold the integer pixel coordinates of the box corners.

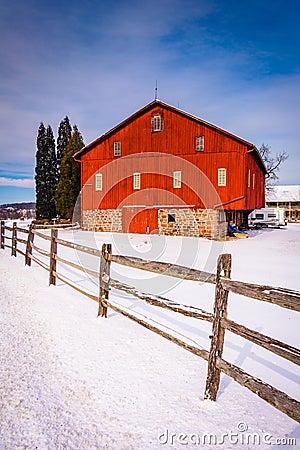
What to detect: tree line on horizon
<box><xmin>35</xmin><ymin>117</ymin><xmax>84</xmax><ymax>221</ymax></box>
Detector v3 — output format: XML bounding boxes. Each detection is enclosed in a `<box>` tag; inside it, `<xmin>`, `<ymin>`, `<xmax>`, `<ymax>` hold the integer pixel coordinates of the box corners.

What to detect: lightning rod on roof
<box><xmin>155</xmin><ymin>80</ymin><xmax>158</xmax><ymax>100</ymax></box>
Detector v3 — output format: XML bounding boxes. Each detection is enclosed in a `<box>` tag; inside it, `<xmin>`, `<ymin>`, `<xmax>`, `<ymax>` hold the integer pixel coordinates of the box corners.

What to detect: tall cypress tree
<box><xmin>45</xmin><ymin>125</ymin><xmax>57</xmax><ymax>219</ymax></box>
<box><xmin>35</xmin><ymin>123</ymin><xmax>57</xmax><ymax>220</ymax></box>
<box><xmin>35</xmin><ymin>122</ymin><xmax>47</xmax><ymax>220</ymax></box>
<box><xmin>55</xmin><ymin>125</ymin><xmax>84</xmax><ymax>220</ymax></box>
<box><xmin>56</xmin><ymin>116</ymin><xmax>72</xmax><ymax>179</ymax></box>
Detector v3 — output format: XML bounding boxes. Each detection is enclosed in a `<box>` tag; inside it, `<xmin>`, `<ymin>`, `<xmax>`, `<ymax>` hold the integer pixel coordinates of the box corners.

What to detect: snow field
<box><xmin>0</xmin><ymin>222</ymin><xmax>299</xmax><ymax>449</ymax></box>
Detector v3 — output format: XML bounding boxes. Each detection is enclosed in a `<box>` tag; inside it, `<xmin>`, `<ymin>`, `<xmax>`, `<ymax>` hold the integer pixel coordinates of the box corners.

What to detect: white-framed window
<box><xmin>248</xmin><ymin>169</ymin><xmax>251</xmax><ymax>187</ymax></box>
<box><xmin>252</xmin><ymin>173</ymin><xmax>255</xmax><ymax>189</ymax></box>
<box><xmin>151</xmin><ymin>115</ymin><xmax>163</xmax><ymax>132</ymax></box>
<box><xmin>114</xmin><ymin>141</ymin><xmax>121</xmax><ymax>157</ymax></box>
<box><xmin>95</xmin><ymin>173</ymin><xmax>103</xmax><ymax>191</ymax></box>
<box><xmin>133</xmin><ymin>172</ymin><xmax>140</xmax><ymax>190</ymax></box>
<box><xmin>218</xmin><ymin>168</ymin><xmax>226</xmax><ymax>187</ymax></box>
<box><xmin>195</xmin><ymin>135</ymin><xmax>204</xmax><ymax>151</ymax></box>
<box><xmin>173</xmin><ymin>170</ymin><xmax>182</xmax><ymax>188</ymax></box>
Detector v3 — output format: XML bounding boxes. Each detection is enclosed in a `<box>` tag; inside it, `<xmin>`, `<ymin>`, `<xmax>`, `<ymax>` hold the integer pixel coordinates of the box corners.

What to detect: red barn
<box><xmin>74</xmin><ymin>100</ymin><xmax>266</xmax><ymax>239</ymax></box>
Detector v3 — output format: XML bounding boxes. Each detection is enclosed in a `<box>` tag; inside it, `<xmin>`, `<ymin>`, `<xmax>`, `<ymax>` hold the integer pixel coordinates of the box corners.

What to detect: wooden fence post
<box><xmin>0</xmin><ymin>221</ymin><xmax>5</xmax><ymax>250</ymax></box>
<box><xmin>25</xmin><ymin>224</ymin><xmax>34</xmax><ymax>266</ymax></box>
<box><xmin>49</xmin><ymin>228</ymin><xmax>58</xmax><ymax>286</ymax></box>
<box><xmin>204</xmin><ymin>253</ymin><xmax>232</xmax><ymax>401</ymax></box>
<box><xmin>11</xmin><ymin>222</ymin><xmax>17</xmax><ymax>257</ymax></box>
<box><xmin>98</xmin><ymin>243</ymin><xmax>112</xmax><ymax>317</ymax></box>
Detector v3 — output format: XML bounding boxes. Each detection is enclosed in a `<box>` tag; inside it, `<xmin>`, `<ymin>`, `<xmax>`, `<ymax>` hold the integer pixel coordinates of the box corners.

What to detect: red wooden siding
<box><xmin>77</xmin><ymin>101</ymin><xmax>266</xmax><ymax>215</ymax></box>
<box><xmin>244</xmin><ymin>151</ymin><xmax>265</xmax><ymax>210</ymax></box>
<box><xmin>123</xmin><ymin>208</ymin><xmax>158</xmax><ymax>233</ymax></box>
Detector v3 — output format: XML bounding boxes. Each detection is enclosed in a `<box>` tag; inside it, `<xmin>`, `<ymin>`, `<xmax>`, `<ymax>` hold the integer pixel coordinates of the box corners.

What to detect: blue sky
<box><xmin>0</xmin><ymin>0</ymin><xmax>299</xmax><ymax>204</ymax></box>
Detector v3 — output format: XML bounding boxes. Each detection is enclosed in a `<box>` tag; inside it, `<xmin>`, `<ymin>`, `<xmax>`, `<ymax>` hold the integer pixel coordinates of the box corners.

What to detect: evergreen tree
<box><xmin>56</xmin><ymin>116</ymin><xmax>72</xmax><ymax>178</ymax></box>
<box><xmin>35</xmin><ymin>123</ymin><xmax>57</xmax><ymax>220</ymax></box>
<box><xmin>45</xmin><ymin>125</ymin><xmax>57</xmax><ymax>219</ymax></box>
<box><xmin>35</xmin><ymin>122</ymin><xmax>47</xmax><ymax>220</ymax></box>
<box><xmin>56</xmin><ymin>125</ymin><xmax>84</xmax><ymax>220</ymax></box>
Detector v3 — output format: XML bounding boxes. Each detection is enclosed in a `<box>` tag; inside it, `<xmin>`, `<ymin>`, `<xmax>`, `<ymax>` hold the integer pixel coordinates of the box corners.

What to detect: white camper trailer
<box><xmin>248</xmin><ymin>208</ymin><xmax>287</xmax><ymax>228</ymax></box>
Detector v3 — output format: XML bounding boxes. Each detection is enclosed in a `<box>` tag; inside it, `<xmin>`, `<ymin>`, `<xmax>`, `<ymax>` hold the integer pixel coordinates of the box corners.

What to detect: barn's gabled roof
<box><xmin>74</xmin><ymin>99</ymin><xmax>266</xmax><ymax>173</ymax></box>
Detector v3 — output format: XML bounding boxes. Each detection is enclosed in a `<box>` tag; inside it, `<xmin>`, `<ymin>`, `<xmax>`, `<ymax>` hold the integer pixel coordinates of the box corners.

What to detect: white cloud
<box><xmin>0</xmin><ymin>178</ymin><xmax>35</xmax><ymax>188</ymax></box>
<box><xmin>0</xmin><ymin>0</ymin><xmax>299</xmax><ymax>189</ymax></box>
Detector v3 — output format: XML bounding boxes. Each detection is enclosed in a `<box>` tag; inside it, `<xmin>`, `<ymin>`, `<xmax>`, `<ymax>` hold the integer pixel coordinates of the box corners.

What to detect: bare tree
<box><xmin>259</xmin><ymin>143</ymin><xmax>288</xmax><ymax>191</ymax></box>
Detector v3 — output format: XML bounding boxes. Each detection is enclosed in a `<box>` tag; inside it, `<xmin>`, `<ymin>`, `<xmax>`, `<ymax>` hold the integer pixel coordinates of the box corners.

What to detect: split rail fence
<box><xmin>1</xmin><ymin>220</ymin><xmax>300</xmax><ymax>422</ymax></box>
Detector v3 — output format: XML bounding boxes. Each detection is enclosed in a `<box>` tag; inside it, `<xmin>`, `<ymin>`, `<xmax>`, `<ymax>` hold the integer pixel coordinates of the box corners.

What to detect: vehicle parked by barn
<box><xmin>248</xmin><ymin>207</ymin><xmax>287</xmax><ymax>228</ymax></box>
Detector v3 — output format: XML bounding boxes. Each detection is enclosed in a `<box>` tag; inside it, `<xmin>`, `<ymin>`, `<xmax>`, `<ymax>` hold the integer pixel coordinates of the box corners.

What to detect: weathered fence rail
<box><xmin>110</xmin><ymin>254</ymin><xmax>217</xmax><ymax>284</ymax></box>
<box><xmin>33</xmin><ymin>222</ymin><xmax>79</xmax><ymax>229</ymax></box>
<box><xmin>1</xmin><ymin>220</ymin><xmax>299</xmax><ymax>422</ymax></box>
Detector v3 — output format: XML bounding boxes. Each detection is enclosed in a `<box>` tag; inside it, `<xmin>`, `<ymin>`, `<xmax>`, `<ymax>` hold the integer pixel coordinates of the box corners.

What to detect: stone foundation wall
<box><xmin>82</xmin><ymin>209</ymin><xmax>122</xmax><ymax>232</ymax></box>
<box><xmin>158</xmin><ymin>208</ymin><xmax>226</xmax><ymax>240</ymax></box>
<box><xmin>82</xmin><ymin>207</ymin><xmax>226</xmax><ymax>239</ymax></box>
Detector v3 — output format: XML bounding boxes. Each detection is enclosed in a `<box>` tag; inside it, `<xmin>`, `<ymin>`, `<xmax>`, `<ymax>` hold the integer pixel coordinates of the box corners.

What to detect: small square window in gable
<box><xmin>151</xmin><ymin>114</ymin><xmax>164</xmax><ymax>132</ymax></box>
<box><xmin>114</xmin><ymin>141</ymin><xmax>121</xmax><ymax>157</ymax></box>
<box><xmin>195</xmin><ymin>135</ymin><xmax>204</xmax><ymax>152</ymax></box>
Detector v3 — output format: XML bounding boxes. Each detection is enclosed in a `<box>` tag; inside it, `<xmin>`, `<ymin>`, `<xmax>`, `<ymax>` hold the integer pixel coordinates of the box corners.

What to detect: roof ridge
<box><xmin>74</xmin><ymin>100</ymin><xmax>265</xmax><ymax>174</ymax></box>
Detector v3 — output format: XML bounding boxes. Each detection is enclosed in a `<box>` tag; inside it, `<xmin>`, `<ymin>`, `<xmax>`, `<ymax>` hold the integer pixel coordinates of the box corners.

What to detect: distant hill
<box><xmin>1</xmin><ymin>202</ymin><xmax>36</xmax><ymax>209</ymax></box>
<box><xmin>0</xmin><ymin>202</ymin><xmax>36</xmax><ymax>220</ymax></box>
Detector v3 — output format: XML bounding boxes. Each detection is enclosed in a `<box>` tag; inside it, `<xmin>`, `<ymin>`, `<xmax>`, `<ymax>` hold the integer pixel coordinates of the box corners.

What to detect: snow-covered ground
<box><xmin>0</xmin><ymin>223</ymin><xmax>299</xmax><ymax>449</ymax></box>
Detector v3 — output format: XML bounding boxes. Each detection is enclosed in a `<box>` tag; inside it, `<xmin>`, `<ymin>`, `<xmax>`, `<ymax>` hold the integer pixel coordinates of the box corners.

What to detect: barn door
<box><xmin>122</xmin><ymin>208</ymin><xmax>158</xmax><ymax>234</ymax></box>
